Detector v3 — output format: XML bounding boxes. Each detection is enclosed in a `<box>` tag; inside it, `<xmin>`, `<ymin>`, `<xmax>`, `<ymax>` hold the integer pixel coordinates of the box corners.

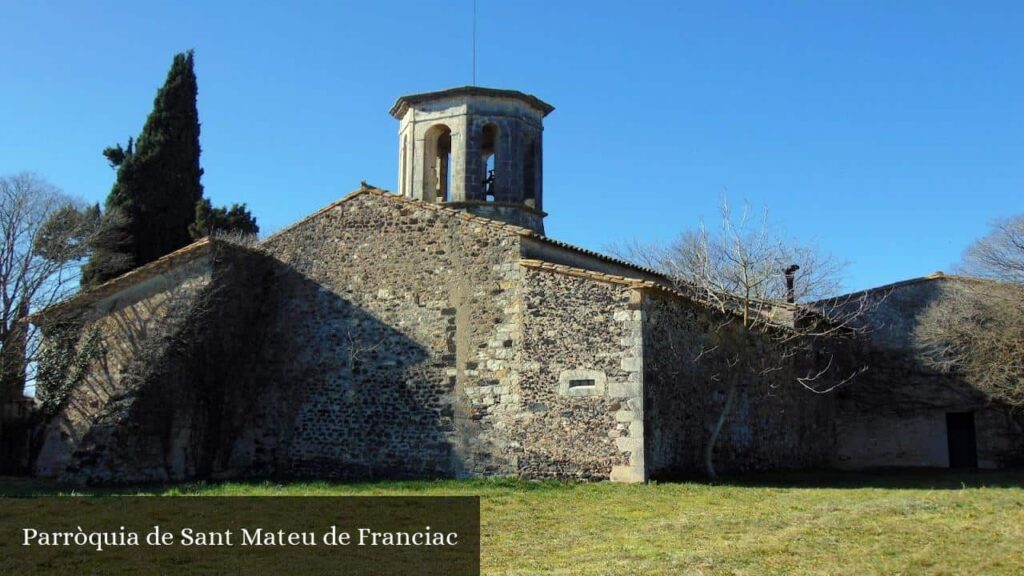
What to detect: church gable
<box><xmin>26</xmin><ymin>85</ymin><xmax>1021</xmax><ymax>487</ymax></box>
<box><xmin>252</xmin><ymin>186</ymin><xmax>528</xmax><ymax>479</ymax></box>
<box><xmin>260</xmin><ymin>185</ymin><xmax>528</xmax><ymax>273</ymax></box>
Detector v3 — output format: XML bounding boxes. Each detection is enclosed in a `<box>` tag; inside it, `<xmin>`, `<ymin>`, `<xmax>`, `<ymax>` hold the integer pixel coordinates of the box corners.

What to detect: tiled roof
<box><xmin>519</xmin><ymin>259</ymin><xmax>698</xmax><ymax>302</ymax></box>
<box><xmin>263</xmin><ymin>184</ymin><xmax>669</xmax><ymax>281</ymax></box>
<box><xmin>519</xmin><ymin>258</ymin><xmax>806</xmax><ymax>328</ymax></box>
<box><xmin>34</xmin><ymin>184</ymin><xmax>669</xmax><ymax>325</ymax></box>
<box><xmin>520</xmin><ymin>259</ymin><xmax>658</xmax><ymax>289</ymax></box>
<box><xmin>36</xmin><ymin>184</ymin><xmax>848</xmax><ymax>328</ymax></box>
<box><xmin>30</xmin><ymin>238</ymin><xmax>214</xmax><ymax>324</ymax></box>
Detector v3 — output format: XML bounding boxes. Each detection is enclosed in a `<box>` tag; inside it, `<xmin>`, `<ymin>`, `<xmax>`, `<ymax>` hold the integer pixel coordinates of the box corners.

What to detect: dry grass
<box><xmin>3</xmin><ymin>470</ymin><xmax>1022</xmax><ymax>575</ymax></box>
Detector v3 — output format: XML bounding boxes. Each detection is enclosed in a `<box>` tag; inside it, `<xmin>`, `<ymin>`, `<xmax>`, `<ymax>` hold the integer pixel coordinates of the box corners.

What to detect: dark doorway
<box><xmin>946</xmin><ymin>412</ymin><xmax>978</xmax><ymax>468</ymax></box>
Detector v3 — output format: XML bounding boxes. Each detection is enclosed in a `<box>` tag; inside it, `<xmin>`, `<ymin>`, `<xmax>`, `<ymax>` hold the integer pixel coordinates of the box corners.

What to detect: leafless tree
<box><xmin>960</xmin><ymin>216</ymin><xmax>1024</xmax><ymax>282</ymax></box>
<box><xmin>915</xmin><ymin>215</ymin><xmax>1024</xmax><ymax>407</ymax></box>
<box><xmin>0</xmin><ymin>172</ymin><xmax>98</xmax><ymax>399</ymax></box>
<box><xmin>611</xmin><ymin>197</ymin><xmax>874</xmax><ymax>477</ymax></box>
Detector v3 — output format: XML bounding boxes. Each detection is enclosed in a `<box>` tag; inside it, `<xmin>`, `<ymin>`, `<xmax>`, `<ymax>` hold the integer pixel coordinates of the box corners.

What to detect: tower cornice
<box><xmin>389</xmin><ymin>86</ymin><xmax>555</xmax><ymax>119</ymax></box>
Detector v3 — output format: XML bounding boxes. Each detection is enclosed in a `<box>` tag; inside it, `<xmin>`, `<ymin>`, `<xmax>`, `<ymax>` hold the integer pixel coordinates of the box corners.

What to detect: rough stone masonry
<box><xmin>26</xmin><ymin>87</ymin><xmax>1022</xmax><ymax>485</ymax></box>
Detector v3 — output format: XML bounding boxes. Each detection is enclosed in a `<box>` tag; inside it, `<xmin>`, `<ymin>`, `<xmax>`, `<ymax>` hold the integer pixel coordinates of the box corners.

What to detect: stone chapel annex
<box><xmin>24</xmin><ymin>87</ymin><xmax>1023</xmax><ymax>484</ymax></box>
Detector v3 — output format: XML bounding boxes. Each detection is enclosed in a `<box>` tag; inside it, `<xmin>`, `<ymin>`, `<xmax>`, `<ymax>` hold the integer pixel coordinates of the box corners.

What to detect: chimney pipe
<box><xmin>784</xmin><ymin>264</ymin><xmax>800</xmax><ymax>304</ymax></box>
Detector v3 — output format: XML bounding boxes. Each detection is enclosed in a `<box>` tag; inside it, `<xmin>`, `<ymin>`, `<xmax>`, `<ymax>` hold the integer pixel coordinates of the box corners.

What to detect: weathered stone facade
<box><xmin>33</xmin><ymin>240</ymin><xmax>275</xmax><ymax>483</ymax></box>
<box><xmin>28</xmin><ymin>186</ymin><xmax>1024</xmax><ymax>484</ymax></box>
<box><xmin>32</xmin><ymin>186</ymin><xmax>842</xmax><ymax>484</ymax></box>
<box><xmin>254</xmin><ymin>190</ymin><xmax>526</xmax><ymax>479</ymax></box>
<box><xmin>516</xmin><ymin>263</ymin><xmax>643</xmax><ymax>481</ymax></box>
<box><xmin>23</xmin><ymin>86</ymin><xmax>1021</xmax><ymax>485</ymax></box>
<box><xmin>833</xmin><ymin>276</ymin><xmax>1024</xmax><ymax>469</ymax></box>
<box><xmin>642</xmin><ymin>290</ymin><xmax>835</xmax><ymax>478</ymax></box>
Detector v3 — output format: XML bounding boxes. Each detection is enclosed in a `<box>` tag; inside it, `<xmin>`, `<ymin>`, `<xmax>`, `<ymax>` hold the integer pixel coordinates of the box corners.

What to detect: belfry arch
<box><xmin>390</xmin><ymin>86</ymin><xmax>554</xmax><ymax>233</ymax></box>
<box><xmin>422</xmin><ymin>124</ymin><xmax>452</xmax><ymax>202</ymax></box>
<box><xmin>481</xmin><ymin>123</ymin><xmax>499</xmax><ymax>201</ymax></box>
<box><xmin>523</xmin><ymin>133</ymin><xmax>538</xmax><ymax>208</ymax></box>
<box><xmin>400</xmin><ymin>134</ymin><xmax>409</xmax><ymax>196</ymax></box>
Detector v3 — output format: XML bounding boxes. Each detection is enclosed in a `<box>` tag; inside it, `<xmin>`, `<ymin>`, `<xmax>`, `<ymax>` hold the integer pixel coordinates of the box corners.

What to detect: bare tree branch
<box><xmin>915</xmin><ymin>278</ymin><xmax>1024</xmax><ymax>407</ymax></box>
<box><xmin>610</xmin><ymin>195</ymin><xmax>876</xmax><ymax>477</ymax></box>
<box><xmin>0</xmin><ymin>172</ymin><xmax>99</xmax><ymax>399</ymax></box>
<box><xmin>913</xmin><ymin>215</ymin><xmax>1024</xmax><ymax>407</ymax></box>
<box><xmin>960</xmin><ymin>216</ymin><xmax>1024</xmax><ymax>283</ymax></box>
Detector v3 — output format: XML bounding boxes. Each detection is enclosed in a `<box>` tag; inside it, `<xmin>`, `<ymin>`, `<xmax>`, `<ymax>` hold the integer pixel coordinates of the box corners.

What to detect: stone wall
<box><xmin>34</xmin><ymin>248</ymin><xmax>216</xmax><ymax>479</ymax></box>
<box><xmin>642</xmin><ymin>290</ymin><xmax>835</xmax><ymax>478</ymax></box>
<box><xmin>252</xmin><ymin>191</ymin><xmax>658</xmax><ymax>482</ymax></box>
<box><xmin>835</xmin><ymin>348</ymin><xmax>1024</xmax><ymax>469</ymax></box>
<box><xmin>0</xmin><ymin>398</ymin><xmax>35</xmax><ymax>474</ymax></box>
<box><xmin>43</xmin><ymin>188</ymin><xmax>1016</xmax><ymax>484</ymax></box>
<box><xmin>254</xmin><ymin>190</ymin><xmax>525</xmax><ymax>479</ymax></box>
<box><xmin>31</xmin><ymin>190</ymin><xmax>656</xmax><ymax>484</ymax></box>
<box><xmin>834</xmin><ymin>277</ymin><xmax>1024</xmax><ymax>469</ymax></box>
<box><xmin>515</xmin><ymin>263</ymin><xmax>644</xmax><ymax>481</ymax></box>
<box><xmin>448</xmin><ymin>202</ymin><xmax>545</xmax><ymax>235</ymax></box>
<box><xmin>33</xmin><ymin>241</ymin><xmax>280</xmax><ymax>484</ymax></box>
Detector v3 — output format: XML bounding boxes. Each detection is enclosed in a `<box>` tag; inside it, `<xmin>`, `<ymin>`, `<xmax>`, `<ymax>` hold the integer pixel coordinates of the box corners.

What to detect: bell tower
<box><xmin>390</xmin><ymin>86</ymin><xmax>554</xmax><ymax>234</ymax></box>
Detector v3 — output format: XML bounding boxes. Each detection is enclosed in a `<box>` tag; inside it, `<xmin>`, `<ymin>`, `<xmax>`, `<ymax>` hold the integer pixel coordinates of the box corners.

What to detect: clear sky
<box><xmin>2</xmin><ymin>1</ymin><xmax>1021</xmax><ymax>292</ymax></box>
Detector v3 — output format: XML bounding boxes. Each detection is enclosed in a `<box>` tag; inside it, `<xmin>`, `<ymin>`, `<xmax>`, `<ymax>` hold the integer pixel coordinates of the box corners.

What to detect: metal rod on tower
<box><xmin>472</xmin><ymin>0</ymin><xmax>477</xmax><ymax>85</ymax></box>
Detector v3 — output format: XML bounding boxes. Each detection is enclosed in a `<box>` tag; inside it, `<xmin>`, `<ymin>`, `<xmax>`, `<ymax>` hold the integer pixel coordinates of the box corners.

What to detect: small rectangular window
<box><xmin>557</xmin><ymin>369</ymin><xmax>607</xmax><ymax>397</ymax></box>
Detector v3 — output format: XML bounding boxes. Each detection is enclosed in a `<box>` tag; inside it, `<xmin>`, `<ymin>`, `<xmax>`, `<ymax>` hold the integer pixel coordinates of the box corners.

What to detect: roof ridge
<box><xmin>31</xmin><ymin>237</ymin><xmax>214</xmax><ymax>323</ymax></box>
<box><xmin>363</xmin><ymin>187</ymin><xmax>539</xmax><ymax>235</ymax></box>
<box><xmin>260</xmin><ymin>184</ymin><xmax>541</xmax><ymax>243</ymax></box>
<box><xmin>258</xmin><ymin>184</ymin><xmax>666</xmax><ymax>280</ymax></box>
<box><xmin>518</xmin><ymin>258</ymin><xmax>703</xmax><ymax>304</ymax></box>
<box><xmin>520</xmin><ymin>260</ymin><xmax>813</xmax><ymax>329</ymax></box>
<box><xmin>519</xmin><ymin>258</ymin><xmax>656</xmax><ymax>289</ymax></box>
<box><xmin>521</xmin><ymin>235</ymin><xmax>665</xmax><ymax>279</ymax></box>
<box><xmin>259</xmin><ymin>185</ymin><xmax>376</xmax><ymax>244</ymax></box>
<box><xmin>817</xmin><ymin>271</ymin><xmax>991</xmax><ymax>304</ymax></box>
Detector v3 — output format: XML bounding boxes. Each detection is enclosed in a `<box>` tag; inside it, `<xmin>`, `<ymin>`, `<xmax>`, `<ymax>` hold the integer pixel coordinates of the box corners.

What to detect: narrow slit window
<box><xmin>568</xmin><ymin>379</ymin><xmax>596</xmax><ymax>389</ymax></box>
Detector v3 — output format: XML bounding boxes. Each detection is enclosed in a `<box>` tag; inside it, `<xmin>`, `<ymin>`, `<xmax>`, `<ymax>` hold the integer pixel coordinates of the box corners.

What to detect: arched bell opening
<box><xmin>481</xmin><ymin>123</ymin><xmax>499</xmax><ymax>201</ymax></box>
<box><xmin>400</xmin><ymin>134</ymin><xmax>409</xmax><ymax>196</ymax></box>
<box><xmin>523</xmin><ymin>134</ymin><xmax>538</xmax><ymax>208</ymax></box>
<box><xmin>423</xmin><ymin>124</ymin><xmax>453</xmax><ymax>202</ymax></box>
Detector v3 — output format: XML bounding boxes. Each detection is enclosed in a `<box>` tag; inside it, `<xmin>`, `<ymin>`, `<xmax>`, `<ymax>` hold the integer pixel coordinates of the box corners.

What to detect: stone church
<box><xmin>26</xmin><ymin>87</ymin><xmax>1023</xmax><ymax>484</ymax></box>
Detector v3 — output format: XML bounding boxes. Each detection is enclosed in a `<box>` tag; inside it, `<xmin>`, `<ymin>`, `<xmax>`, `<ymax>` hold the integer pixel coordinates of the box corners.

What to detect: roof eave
<box><xmin>389</xmin><ymin>86</ymin><xmax>555</xmax><ymax>119</ymax></box>
<box><xmin>29</xmin><ymin>238</ymin><xmax>215</xmax><ymax>326</ymax></box>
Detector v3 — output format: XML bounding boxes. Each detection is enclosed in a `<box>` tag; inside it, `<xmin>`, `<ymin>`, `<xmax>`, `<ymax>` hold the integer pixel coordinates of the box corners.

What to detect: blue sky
<box><xmin>2</xmin><ymin>1</ymin><xmax>1021</xmax><ymax>292</ymax></box>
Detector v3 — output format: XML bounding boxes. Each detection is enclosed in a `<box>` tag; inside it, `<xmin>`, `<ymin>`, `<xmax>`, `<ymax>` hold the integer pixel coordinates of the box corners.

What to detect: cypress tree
<box><xmin>189</xmin><ymin>198</ymin><xmax>259</xmax><ymax>240</ymax></box>
<box><xmin>83</xmin><ymin>51</ymin><xmax>204</xmax><ymax>286</ymax></box>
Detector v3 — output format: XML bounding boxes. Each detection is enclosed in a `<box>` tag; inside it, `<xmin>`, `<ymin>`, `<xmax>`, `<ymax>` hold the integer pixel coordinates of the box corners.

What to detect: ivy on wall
<box><xmin>35</xmin><ymin>325</ymin><xmax>102</xmax><ymax>416</ymax></box>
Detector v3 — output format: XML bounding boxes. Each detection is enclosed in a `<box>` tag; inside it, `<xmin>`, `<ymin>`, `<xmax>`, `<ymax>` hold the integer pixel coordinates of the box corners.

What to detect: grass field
<box><xmin>2</xmin><ymin>470</ymin><xmax>1023</xmax><ymax>575</ymax></box>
